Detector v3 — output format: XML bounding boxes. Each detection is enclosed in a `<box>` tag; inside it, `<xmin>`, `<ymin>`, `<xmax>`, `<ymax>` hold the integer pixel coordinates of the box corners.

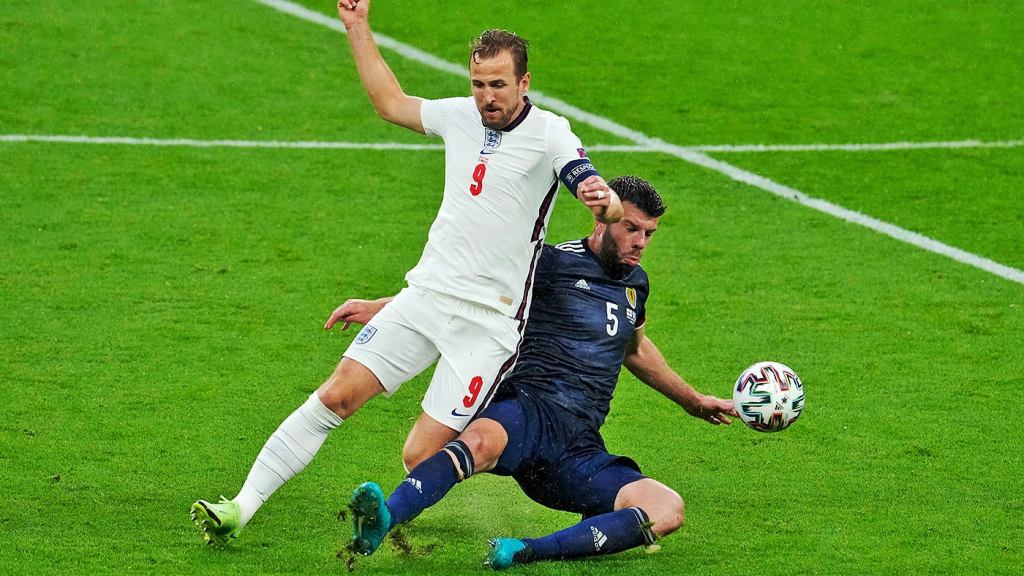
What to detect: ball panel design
<box><xmin>733</xmin><ymin>361</ymin><xmax>804</xmax><ymax>432</ymax></box>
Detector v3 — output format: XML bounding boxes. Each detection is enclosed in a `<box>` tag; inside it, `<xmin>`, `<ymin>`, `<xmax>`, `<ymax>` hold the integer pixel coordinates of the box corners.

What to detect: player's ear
<box><xmin>518</xmin><ymin>71</ymin><xmax>531</xmax><ymax>92</ymax></box>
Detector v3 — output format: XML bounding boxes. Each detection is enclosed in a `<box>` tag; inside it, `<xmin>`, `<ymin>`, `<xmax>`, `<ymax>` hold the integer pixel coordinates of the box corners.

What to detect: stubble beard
<box><xmin>480</xmin><ymin>98</ymin><xmax>521</xmax><ymax>130</ymax></box>
<box><xmin>598</xmin><ymin>232</ymin><xmax>636</xmax><ymax>279</ymax></box>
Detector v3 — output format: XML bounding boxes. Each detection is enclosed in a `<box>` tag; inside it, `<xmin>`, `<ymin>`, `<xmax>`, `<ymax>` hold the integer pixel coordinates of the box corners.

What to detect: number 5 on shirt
<box><xmin>606</xmin><ymin>302</ymin><xmax>619</xmax><ymax>336</ymax></box>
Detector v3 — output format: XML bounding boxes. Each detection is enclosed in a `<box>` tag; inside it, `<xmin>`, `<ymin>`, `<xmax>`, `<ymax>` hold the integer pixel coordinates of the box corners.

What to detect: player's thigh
<box><xmin>476</xmin><ymin>397</ymin><xmax>534</xmax><ymax>475</ymax></box>
<box><xmin>614</xmin><ymin>477</ymin><xmax>685</xmax><ymax>536</ymax></box>
<box><xmin>340</xmin><ymin>287</ymin><xmax>440</xmax><ymax>398</ymax></box>
<box><xmin>559</xmin><ymin>455</ymin><xmax>647</xmax><ymax>516</ymax></box>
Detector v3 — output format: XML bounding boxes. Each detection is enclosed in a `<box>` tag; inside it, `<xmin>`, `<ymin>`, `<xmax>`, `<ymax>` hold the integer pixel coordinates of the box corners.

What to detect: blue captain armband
<box><xmin>558</xmin><ymin>159</ymin><xmax>601</xmax><ymax>197</ymax></box>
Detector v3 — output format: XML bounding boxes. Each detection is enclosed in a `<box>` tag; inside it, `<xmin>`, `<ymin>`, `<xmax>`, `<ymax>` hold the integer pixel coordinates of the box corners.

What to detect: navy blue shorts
<box><xmin>478</xmin><ymin>390</ymin><xmax>645</xmax><ymax>518</ymax></box>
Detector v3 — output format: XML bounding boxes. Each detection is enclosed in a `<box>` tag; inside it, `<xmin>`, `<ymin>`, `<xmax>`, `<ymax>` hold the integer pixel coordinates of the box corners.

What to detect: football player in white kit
<box><xmin>190</xmin><ymin>0</ymin><xmax>623</xmax><ymax>548</ymax></box>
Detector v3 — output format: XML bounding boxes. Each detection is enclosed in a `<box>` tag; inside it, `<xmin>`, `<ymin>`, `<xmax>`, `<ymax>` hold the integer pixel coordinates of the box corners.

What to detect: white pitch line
<box><xmin>254</xmin><ymin>0</ymin><xmax>470</xmax><ymax>78</ymax></box>
<box><xmin>7</xmin><ymin>133</ymin><xmax>1023</xmax><ymax>156</ymax></box>
<box><xmin>0</xmin><ymin>134</ymin><xmax>443</xmax><ymax>151</ymax></box>
<box><xmin>691</xmin><ymin>139</ymin><xmax>1024</xmax><ymax>153</ymax></box>
<box><xmin>655</xmin><ymin>143</ymin><xmax>1024</xmax><ymax>284</ymax></box>
<box><xmin>0</xmin><ymin>134</ymin><xmax>654</xmax><ymax>153</ymax></box>
<box><xmin>252</xmin><ymin>0</ymin><xmax>1024</xmax><ymax>287</ymax></box>
<box><xmin>6</xmin><ymin>133</ymin><xmax>1024</xmax><ymax>156</ymax></box>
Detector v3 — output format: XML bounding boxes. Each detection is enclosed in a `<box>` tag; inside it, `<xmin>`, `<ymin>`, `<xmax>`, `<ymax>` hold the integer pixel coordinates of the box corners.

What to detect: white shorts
<box><xmin>343</xmin><ymin>285</ymin><xmax>522</xmax><ymax>432</ymax></box>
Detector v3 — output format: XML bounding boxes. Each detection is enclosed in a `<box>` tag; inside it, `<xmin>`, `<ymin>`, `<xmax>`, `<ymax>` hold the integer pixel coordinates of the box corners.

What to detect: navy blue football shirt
<box><xmin>501</xmin><ymin>238</ymin><xmax>650</xmax><ymax>430</ymax></box>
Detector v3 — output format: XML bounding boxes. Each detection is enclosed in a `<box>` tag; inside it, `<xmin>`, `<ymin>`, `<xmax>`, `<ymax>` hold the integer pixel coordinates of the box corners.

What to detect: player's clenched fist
<box><xmin>337</xmin><ymin>0</ymin><xmax>368</xmax><ymax>27</ymax></box>
<box><xmin>578</xmin><ymin>176</ymin><xmax>623</xmax><ymax>224</ymax></box>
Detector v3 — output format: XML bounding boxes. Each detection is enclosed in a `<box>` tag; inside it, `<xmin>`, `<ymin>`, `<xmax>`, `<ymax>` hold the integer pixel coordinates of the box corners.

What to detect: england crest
<box><xmin>355</xmin><ymin>325</ymin><xmax>377</xmax><ymax>344</ymax></box>
<box><xmin>481</xmin><ymin>128</ymin><xmax>502</xmax><ymax>154</ymax></box>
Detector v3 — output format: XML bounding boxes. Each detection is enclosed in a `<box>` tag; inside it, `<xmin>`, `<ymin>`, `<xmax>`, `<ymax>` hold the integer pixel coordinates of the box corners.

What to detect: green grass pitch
<box><xmin>2</xmin><ymin>1</ymin><xmax>1022</xmax><ymax>573</ymax></box>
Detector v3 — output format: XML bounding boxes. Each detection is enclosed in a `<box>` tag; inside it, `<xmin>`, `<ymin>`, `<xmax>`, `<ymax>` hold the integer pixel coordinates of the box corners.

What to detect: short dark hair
<box><xmin>470</xmin><ymin>29</ymin><xmax>529</xmax><ymax>78</ymax></box>
<box><xmin>608</xmin><ymin>175</ymin><xmax>666</xmax><ymax>217</ymax></box>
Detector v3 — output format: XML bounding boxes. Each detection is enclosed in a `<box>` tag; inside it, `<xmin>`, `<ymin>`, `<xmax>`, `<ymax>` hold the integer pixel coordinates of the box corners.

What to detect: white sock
<box><xmin>233</xmin><ymin>392</ymin><xmax>343</xmax><ymax>527</ymax></box>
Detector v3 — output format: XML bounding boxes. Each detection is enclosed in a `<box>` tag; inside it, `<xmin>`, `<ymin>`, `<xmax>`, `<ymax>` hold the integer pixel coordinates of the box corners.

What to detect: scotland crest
<box><xmin>626</xmin><ymin>287</ymin><xmax>637</xmax><ymax>308</ymax></box>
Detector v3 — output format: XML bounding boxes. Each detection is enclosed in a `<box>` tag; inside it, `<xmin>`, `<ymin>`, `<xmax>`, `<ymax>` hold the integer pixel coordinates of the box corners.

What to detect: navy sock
<box><xmin>385</xmin><ymin>449</ymin><xmax>461</xmax><ymax>528</ymax></box>
<box><xmin>522</xmin><ymin>507</ymin><xmax>655</xmax><ymax>561</ymax></box>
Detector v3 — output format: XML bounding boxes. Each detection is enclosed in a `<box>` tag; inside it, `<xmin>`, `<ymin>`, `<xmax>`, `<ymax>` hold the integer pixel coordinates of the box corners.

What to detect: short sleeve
<box><xmin>547</xmin><ymin>116</ymin><xmax>599</xmax><ymax>196</ymax></box>
<box><xmin>420</xmin><ymin>97</ymin><xmax>464</xmax><ymax>138</ymax></box>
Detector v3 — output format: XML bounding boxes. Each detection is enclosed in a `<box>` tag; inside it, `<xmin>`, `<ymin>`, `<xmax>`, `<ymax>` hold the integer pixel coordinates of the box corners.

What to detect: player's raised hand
<box><xmin>689</xmin><ymin>395</ymin><xmax>737</xmax><ymax>426</ymax></box>
<box><xmin>577</xmin><ymin>175</ymin><xmax>609</xmax><ymax>204</ymax></box>
<box><xmin>324</xmin><ymin>297</ymin><xmax>390</xmax><ymax>331</ymax></box>
<box><xmin>337</xmin><ymin>0</ymin><xmax>369</xmax><ymax>28</ymax></box>
<box><xmin>578</xmin><ymin>176</ymin><xmax>623</xmax><ymax>223</ymax></box>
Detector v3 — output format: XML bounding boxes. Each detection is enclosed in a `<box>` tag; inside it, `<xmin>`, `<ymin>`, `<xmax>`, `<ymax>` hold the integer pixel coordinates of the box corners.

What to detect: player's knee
<box><xmin>316</xmin><ymin>384</ymin><xmax>358</xmax><ymax>417</ymax></box>
<box><xmin>457</xmin><ymin>430</ymin><xmax>489</xmax><ymax>460</ymax></box>
<box><xmin>401</xmin><ymin>444</ymin><xmax>432</xmax><ymax>472</ymax></box>
<box><xmin>317</xmin><ymin>361</ymin><xmax>381</xmax><ymax>417</ymax></box>
<box><xmin>457</xmin><ymin>428</ymin><xmax>502</xmax><ymax>470</ymax></box>
<box><xmin>654</xmin><ymin>493</ymin><xmax>685</xmax><ymax>537</ymax></box>
<box><xmin>622</xmin><ymin>480</ymin><xmax>685</xmax><ymax>537</ymax></box>
<box><xmin>401</xmin><ymin>429</ymin><xmax>446</xmax><ymax>471</ymax></box>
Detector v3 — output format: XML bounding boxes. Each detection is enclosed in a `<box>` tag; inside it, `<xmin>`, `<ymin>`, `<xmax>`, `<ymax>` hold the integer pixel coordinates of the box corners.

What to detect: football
<box><xmin>733</xmin><ymin>361</ymin><xmax>805</xmax><ymax>432</ymax></box>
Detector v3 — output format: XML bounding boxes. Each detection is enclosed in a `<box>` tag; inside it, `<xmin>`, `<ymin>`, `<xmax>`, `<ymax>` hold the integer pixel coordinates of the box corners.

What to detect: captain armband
<box><xmin>558</xmin><ymin>159</ymin><xmax>601</xmax><ymax>197</ymax></box>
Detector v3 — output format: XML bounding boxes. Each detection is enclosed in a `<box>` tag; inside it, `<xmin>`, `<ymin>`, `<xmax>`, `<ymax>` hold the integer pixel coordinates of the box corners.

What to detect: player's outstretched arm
<box><xmin>577</xmin><ymin>175</ymin><xmax>623</xmax><ymax>223</ymax></box>
<box><xmin>623</xmin><ymin>328</ymin><xmax>736</xmax><ymax>425</ymax></box>
<box><xmin>324</xmin><ymin>296</ymin><xmax>393</xmax><ymax>331</ymax></box>
<box><xmin>337</xmin><ymin>0</ymin><xmax>425</xmax><ymax>133</ymax></box>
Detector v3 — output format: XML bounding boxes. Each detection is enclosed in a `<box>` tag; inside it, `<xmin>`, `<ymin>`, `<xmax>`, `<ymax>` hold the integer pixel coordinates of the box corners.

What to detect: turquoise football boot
<box><xmin>349</xmin><ymin>482</ymin><xmax>392</xmax><ymax>556</ymax></box>
<box><xmin>485</xmin><ymin>538</ymin><xmax>531</xmax><ymax>570</ymax></box>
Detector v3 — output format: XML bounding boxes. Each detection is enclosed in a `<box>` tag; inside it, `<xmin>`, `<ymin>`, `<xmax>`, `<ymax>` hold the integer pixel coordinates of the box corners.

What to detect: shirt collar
<box><xmin>499</xmin><ymin>96</ymin><xmax>533</xmax><ymax>132</ymax></box>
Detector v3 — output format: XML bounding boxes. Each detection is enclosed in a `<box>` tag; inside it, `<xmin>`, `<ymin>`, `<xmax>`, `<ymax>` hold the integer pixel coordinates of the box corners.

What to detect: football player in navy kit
<box><xmin>333</xmin><ymin>176</ymin><xmax>736</xmax><ymax>567</ymax></box>
<box><xmin>191</xmin><ymin>0</ymin><xmax>623</xmax><ymax>547</ymax></box>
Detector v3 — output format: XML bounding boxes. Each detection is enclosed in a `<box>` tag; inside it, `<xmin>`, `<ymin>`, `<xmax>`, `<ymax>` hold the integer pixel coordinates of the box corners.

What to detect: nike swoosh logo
<box><xmin>479</xmin><ymin>149</ymin><xmax>496</xmax><ymax>155</ymax></box>
<box><xmin>450</xmin><ymin>409</ymin><xmax>470</xmax><ymax>417</ymax></box>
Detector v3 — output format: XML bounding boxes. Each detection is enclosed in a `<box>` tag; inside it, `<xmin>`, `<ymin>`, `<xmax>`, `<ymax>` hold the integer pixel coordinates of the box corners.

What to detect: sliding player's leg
<box><xmin>487</xmin><ymin>452</ymin><xmax>676</xmax><ymax>569</ymax></box>
<box><xmin>613</xmin><ymin>477</ymin><xmax>684</xmax><ymax>538</ymax></box>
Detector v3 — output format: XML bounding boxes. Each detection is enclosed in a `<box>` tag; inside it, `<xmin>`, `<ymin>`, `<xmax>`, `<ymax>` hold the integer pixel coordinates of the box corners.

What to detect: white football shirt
<box><xmin>405</xmin><ymin>96</ymin><xmax>595</xmax><ymax>319</ymax></box>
